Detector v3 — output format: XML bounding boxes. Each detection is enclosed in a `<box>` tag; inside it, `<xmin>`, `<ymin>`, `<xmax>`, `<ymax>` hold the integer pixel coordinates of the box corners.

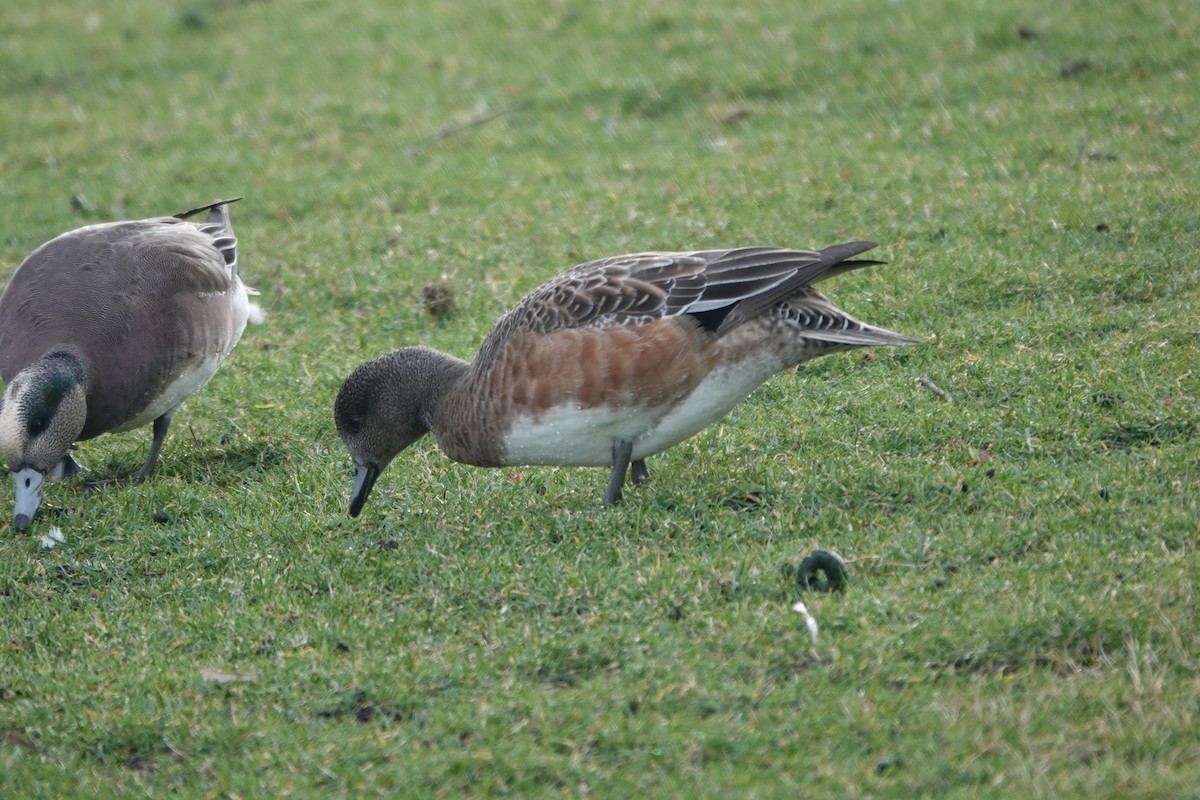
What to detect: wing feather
<box><xmin>477</xmin><ymin>242</ymin><xmax>883</xmax><ymax>360</ymax></box>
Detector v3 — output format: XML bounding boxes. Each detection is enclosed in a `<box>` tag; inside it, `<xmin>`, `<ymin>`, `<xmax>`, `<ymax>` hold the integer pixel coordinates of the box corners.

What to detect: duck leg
<box><xmin>630</xmin><ymin>459</ymin><xmax>650</xmax><ymax>485</ymax></box>
<box><xmin>51</xmin><ymin>452</ymin><xmax>84</xmax><ymax>480</ymax></box>
<box><xmin>136</xmin><ymin>412</ymin><xmax>175</xmax><ymax>483</ymax></box>
<box><xmin>604</xmin><ymin>439</ymin><xmax>634</xmax><ymax>505</ymax></box>
<box><xmin>83</xmin><ymin>413</ymin><xmax>175</xmax><ymax>493</ymax></box>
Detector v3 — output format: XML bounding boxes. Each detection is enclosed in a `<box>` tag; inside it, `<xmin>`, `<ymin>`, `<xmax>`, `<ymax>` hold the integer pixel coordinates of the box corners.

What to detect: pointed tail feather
<box><xmin>780</xmin><ymin>285</ymin><xmax>922</xmax><ymax>348</ymax></box>
<box><xmin>802</xmin><ymin>325</ymin><xmax>922</xmax><ymax>347</ymax></box>
<box><xmin>174</xmin><ymin>196</ymin><xmax>244</xmax><ymax>221</ymax></box>
<box><xmin>813</xmin><ymin>240</ymin><xmax>878</xmax><ymax>264</ymax></box>
<box><xmin>179</xmin><ymin>198</ymin><xmax>241</xmax><ymax>275</ymax></box>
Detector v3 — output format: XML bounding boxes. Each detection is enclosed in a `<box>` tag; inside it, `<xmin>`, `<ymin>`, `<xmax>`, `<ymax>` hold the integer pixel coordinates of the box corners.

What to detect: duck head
<box><xmin>334</xmin><ymin>347</ymin><xmax>467</xmax><ymax>518</ymax></box>
<box><xmin>0</xmin><ymin>351</ymin><xmax>87</xmax><ymax>530</ymax></box>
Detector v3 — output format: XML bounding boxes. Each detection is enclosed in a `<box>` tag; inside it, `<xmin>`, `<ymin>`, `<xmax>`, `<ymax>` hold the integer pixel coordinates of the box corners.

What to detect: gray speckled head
<box><xmin>334</xmin><ymin>347</ymin><xmax>470</xmax><ymax>516</ymax></box>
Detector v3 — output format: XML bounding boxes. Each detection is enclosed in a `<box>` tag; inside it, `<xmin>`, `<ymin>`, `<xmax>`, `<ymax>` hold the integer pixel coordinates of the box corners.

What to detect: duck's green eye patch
<box><xmin>23</xmin><ymin>370</ymin><xmax>74</xmax><ymax>437</ymax></box>
<box><xmin>27</xmin><ymin>414</ymin><xmax>50</xmax><ymax>437</ymax></box>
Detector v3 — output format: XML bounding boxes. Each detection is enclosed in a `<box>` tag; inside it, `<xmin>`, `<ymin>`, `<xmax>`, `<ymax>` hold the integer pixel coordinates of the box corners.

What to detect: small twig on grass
<box><xmin>917</xmin><ymin>376</ymin><xmax>952</xmax><ymax>403</ymax></box>
<box><xmin>163</xmin><ymin>738</ymin><xmax>190</xmax><ymax>760</ymax></box>
<box><xmin>1070</xmin><ymin>133</ymin><xmax>1090</xmax><ymax>168</ymax></box>
<box><xmin>0</xmin><ymin>730</ymin><xmax>37</xmax><ymax>753</ymax></box>
<box><xmin>406</xmin><ymin>103</ymin><xmax>529</xmax><ymax>157</ymax></box>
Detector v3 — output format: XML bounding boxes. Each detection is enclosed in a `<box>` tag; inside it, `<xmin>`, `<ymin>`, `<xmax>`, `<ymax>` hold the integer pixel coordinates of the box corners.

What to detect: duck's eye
<box><xmin>27</xmin><ymin>416</ymin><xmax>49</xmax><ymax>437</ymax></box>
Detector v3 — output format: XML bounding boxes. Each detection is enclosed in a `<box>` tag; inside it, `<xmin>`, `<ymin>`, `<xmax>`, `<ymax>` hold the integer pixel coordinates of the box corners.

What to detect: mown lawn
<box><xmin>1</xmin><ymin>0</ymin><xmax>1197</xmax><ymax>796</ymax></box>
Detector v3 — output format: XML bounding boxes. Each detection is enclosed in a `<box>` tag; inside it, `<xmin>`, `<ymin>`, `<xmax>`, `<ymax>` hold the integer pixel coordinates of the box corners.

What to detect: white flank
<box><xmin>241</xmin><ymin>280</ymin><xmax>266</xmax><ymax>325</ymax></box>
<box><xmin>116</xmin><ymin>278</ymin><xmax>255</xmax><ymax>431</ymax></box>
<box><xmin>228</xmin><ymin>276</ymin><xmax>256</xmax><ymax>335</ymax></box>
<box><xmin>502</xmin><ymin>403</ymin><xmax>666</xmax><ymax>466</ymax></box>
<box><xmin>639</xmin><ymin>348</ymin><xmax>783</xmax><ymax>455</ymax></box>
<box><xmin>501</xmin><ymin>347</ymin><xmax>785</xmax><ymax>466</ymax></box>
<box><xmin>246</xmin><ymin>301</ymin><xmax>266</xmax><ymax>325</ymax></box>
<box><xmin>115</xmin><ymin>355</ymin><xmax>226</xmax><ymax>431</ymax></box>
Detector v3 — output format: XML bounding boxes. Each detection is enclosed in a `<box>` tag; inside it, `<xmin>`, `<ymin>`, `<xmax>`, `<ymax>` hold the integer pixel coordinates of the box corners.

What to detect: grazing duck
<box><xmin>0</xmin><ymin>198</ymin><xmax>258</xmax><ymax>530</ymax></box>
<box><xmin>335</xmin><ymin>241</ymin><xmax>917</xmax><ymax>516</ymax></box>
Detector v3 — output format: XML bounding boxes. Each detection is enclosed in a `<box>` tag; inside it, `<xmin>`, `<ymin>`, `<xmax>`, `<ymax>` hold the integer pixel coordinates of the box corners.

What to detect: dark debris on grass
<box><xmin>316</xmin><ymin>689</ymin><xmax>414</xmax><ymax>725</ymax></box>
<box><xmin>785</xmin><ymin>549</ymin><xmax>849</xmax><ymax>593</ymax></box>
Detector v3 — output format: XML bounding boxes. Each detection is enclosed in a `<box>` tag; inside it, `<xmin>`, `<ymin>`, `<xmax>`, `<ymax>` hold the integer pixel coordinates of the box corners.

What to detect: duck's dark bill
<box><xmin>349</xmin><ymin>462</ymin><xmax>380</xmax><ymax>518</ymax></box>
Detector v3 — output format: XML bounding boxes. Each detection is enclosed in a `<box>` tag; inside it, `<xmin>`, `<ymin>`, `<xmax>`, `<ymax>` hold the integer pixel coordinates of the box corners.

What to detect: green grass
<box><xmin>1</xmin><ymin>0</ymin><xmax>1198</xmax><ymax>796</ymax></box>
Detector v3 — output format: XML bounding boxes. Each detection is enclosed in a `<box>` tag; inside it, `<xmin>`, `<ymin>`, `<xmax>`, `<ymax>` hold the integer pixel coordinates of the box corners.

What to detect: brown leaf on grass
<box><xmin>966</xmin><ymin>446</ymin><xmax>993</xmax><ymax>467</ymax></box>
<box><xmin>1</xmin><ymin>730</ymin><xmax>37</xmax><ymax>752</ymax></box>
<box><xmin>1060</xmin><ymin>57</ymin><xmax>1092</xmax><ymax>78</ymax></box>
<box><xmin>200</xmin><ymin>668</ymin><xmax>257</xmax><ymax>684</ymax></box>
<box><xmin>707</xmin><ymin>103</ymin><xmax>754</xmax><ymax>124</ymax></box>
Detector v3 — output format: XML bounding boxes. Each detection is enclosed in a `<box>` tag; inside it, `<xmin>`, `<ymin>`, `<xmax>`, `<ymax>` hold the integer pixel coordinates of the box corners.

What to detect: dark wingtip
<box><xmin>818</xmin><ymin>240</ymin><xmax>880</xmax><ymax>264</ymax></box>
<box><xmin>173</xmin><ymin>196</ymin><xmax>245</xmax><ymax>220</ymax></box>
<box><xmin>811</xmin><ymin>241</ymin><xmax>890</xmax><ymax>284</ymax></box>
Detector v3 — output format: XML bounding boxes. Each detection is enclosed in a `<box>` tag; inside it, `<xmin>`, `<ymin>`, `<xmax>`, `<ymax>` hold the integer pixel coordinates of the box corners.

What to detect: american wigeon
<box><xmin>0</xmin><ymin>198</ymin><xmax>259</xmax><ymax>530</ymax></box>
<box><xmin>335</xmin><ymin>241</ymin><xmax>917</xmax><ymax>515</ymax></box>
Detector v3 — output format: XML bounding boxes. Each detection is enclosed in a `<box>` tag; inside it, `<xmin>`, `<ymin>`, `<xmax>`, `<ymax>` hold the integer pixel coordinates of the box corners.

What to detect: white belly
<box><xmin>500</xmin><ymin>348</ymin><xmax>785</xmax><ymax>466</ymax></box>
<box><xmin>116</xmin><ymin>280</ymin><xmax>254</xmax><ymax>430</ymax></box>
<box><xmin>115</xmin><ymin>355</ymin><xmax>227</xmax><ymax>430</ymax></box>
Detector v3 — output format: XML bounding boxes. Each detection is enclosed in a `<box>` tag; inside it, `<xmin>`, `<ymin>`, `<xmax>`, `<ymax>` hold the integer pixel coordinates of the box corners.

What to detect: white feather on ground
<box><xmin>39</xmin><ymin>527</ymin><xmax>65</xmax><ymax>549</ymax></box>
<box><xmin>792</xmin><ymin>601</ymin><xmax>819</xmax><ymax>643</ymax></box>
